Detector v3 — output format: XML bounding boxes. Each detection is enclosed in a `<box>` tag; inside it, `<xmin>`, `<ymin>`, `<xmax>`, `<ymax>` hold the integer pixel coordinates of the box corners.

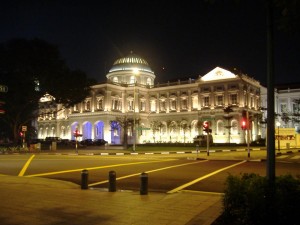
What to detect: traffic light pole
<box><xmin>206</xmin><ymin>131</ymin><xmax>209</xmax><ymax>156</ymax></box>
<box><xmin>246</xmin><ymin>110</ymin><xmax>250</xmax><ymax>158</ymax></box>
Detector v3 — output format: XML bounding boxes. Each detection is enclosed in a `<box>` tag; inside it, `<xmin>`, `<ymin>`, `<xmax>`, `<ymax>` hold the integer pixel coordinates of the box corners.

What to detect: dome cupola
<box><xmin>106</xmin><ymin>52</ymin><xmax>156</xmax><ymax>87</ymax></box>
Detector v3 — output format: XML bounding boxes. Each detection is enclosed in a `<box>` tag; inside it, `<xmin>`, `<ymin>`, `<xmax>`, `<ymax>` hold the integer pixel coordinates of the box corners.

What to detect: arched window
<box><xmin>231</xmin><ymin>120</ymin><xmax>238</xmax><ymax>135</ymax></box>
<box><xmin>113</xmin><ymin>77</ymin><xmax>118</xmax><ymax>83</ymax></box>
<box><xmin>217</xmin><ymin>120</ymin><xmax>224</xmax><ymax>135</ymax></box>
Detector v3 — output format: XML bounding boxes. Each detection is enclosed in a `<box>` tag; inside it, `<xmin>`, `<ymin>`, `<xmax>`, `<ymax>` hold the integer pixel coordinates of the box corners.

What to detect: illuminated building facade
<box><xmin>37</xmin><ymin>53</ymin><xmax>263</xmax><ymax>145</ymax></box>
<box><xmin>260</xmin><ymin>83</ymin><xmax>300</xmax><ymax>139</ymax></box>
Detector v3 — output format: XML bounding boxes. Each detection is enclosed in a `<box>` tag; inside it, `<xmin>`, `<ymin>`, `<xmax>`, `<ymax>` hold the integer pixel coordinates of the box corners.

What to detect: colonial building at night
<box><xmin>37</xmin><ymin>53</ymin><xmax>263</xmax><ymax>145</ymax></box>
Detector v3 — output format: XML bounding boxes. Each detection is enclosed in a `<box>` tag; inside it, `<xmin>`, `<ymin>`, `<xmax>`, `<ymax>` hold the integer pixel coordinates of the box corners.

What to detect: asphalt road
<box><xmin>1</xmin><ymin>152</ymin><xmax>300</xmax><ymax>193</ymax></box>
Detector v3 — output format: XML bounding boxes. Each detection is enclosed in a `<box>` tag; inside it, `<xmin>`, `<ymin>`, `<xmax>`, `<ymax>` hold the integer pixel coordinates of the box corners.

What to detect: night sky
<box><xmin>1</xmin><ymin>0</ymin><xmax>299</xmax><ymax>86</ymax></box>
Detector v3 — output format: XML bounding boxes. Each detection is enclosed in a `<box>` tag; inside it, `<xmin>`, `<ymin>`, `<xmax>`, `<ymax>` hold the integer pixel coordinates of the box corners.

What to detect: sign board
<box><xmin>22</xmin><ymin>126</ymin><xmax>27</xmax><ymax>132</ymax></box>
<box><xmin>137</xmin><ymin>127</ymin><xmax>151</xmax><ymax>130</ymax></box>
<box><xmin>0</xmin><ymin>85</ymin><xmax>8</xmax><ymax>93</ymax></box>
<box><xmin>201</xmin><ymin>117</ymin><xmax>213</xmax><ymax>121</ymax></box>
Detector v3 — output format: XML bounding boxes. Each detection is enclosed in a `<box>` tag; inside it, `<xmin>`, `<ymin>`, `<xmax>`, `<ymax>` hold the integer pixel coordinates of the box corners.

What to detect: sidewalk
<box><xmin>0</xmin><ymin>175</ymin><xmax>223</xmax><ymax>225</ymax></box>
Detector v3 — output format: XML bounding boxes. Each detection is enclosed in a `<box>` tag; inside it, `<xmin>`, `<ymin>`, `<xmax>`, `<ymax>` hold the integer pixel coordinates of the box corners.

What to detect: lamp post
<box><xmin>132</xmin><ymin>68</ymin><xmax>139</xmax><ymax>152</ymax></box>
<box><xmin>276</xmin><ymin>121</ymin><xmax>281</xmax><ymax>151</ymax></box>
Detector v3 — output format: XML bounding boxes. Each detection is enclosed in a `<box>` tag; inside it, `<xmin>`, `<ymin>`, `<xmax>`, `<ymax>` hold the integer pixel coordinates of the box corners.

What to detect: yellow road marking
<box><xmin>18</xmin><ymin>155</ymin><xmax>35</xmax><ymax>176</ymax></box>
<box><xmin>89</xmin><ymin>160</ymin><xmax>207</xmax><ymax>187</ymax></box>
<box><xmin>181</xmin><ymin>190</ymin><xmax>224</xmax><ymax>196</ymax></box>
<box><xmin>167</xmin><ymin>160</ymin><xmax>247</xmax><ymax>194</ymax></box>
<box><xmin>25</xmin><ymin>159</ymin><xmax>177</xmax><ymax>177</ymax></box>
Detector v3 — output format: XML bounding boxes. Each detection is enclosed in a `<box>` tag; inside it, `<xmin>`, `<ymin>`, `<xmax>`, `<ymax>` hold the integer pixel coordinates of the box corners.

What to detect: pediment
<box><xmin>201</xmin><ymin>67</ymin><xmax>237</xmax><ymax>81</ymax></box>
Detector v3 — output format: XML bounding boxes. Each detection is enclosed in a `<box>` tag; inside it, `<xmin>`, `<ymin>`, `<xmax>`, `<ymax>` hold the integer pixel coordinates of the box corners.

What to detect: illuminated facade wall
<box><xmin>37</xmin><ymin>54</ymin><xmax>263</xmax><ymax>145</ymax></box>
<box><xmin>260</xmin><ymin>84</ymin><xmax>300</xmax><ymax>139</ymax></box>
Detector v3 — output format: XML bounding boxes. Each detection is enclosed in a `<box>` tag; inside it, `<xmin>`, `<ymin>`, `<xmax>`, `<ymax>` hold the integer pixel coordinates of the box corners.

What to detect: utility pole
<box><xmin>266</xmin><ymin>0</ymin><xmax>275</xmax><ymax>183</ymax></box>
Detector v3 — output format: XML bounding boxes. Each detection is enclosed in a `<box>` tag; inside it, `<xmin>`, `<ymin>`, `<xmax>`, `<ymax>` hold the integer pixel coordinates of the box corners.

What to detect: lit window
<box><xmin>231</xmin><ymin>94</ymin><xmax>238</xmax><ymax>105</ymax></box>
<box><xmin>146</xmin><ymin>78</ymin><xmax>151</xmax><ymax>85</ymax></box>
<box><xmin>130</xmin><ymin>76</ymin><xmax>135</xmax><ymax>84</ymax></box>
<box><xmin>160</xmin><ymin>101</ymin><xmax>166</xmax><ymax>111</ymax></box>
<box><xmin>280</xmin><ymin>103</ymin><xmax>287</xmax><ymax>113</ymax></box>
<box><xmin>192</xmin><ymin>96</ymin><xmax>198</xmax><ymax>109</ymax></box>
<box><xmin>150</xmin><ymin>100</ymin><xmax>156</xmax><ymax>112</ymax></box>
<box><xmin>85</xmin><ymin>100</ymin><xmax>90</xmax><ymax>111</ymax></box>
<box><xmin>140</xmin><ymin>101</ymin><xmax>146</xmax><ymax>111</ymax></box>
<box><xmin>204</xmin><ymin>97</ymin><xmax>209</xmax><ymax>107</ymax></box>
<box><xmin>128</xmin><ymin>100</ymin><xmax>134</xmax><ymax>111</ymax></box>
<box><xmin>181</xmin><ymin>99</ymin><xmax>187</xmax><ymax>109</ymax></box>
<box><xmin>113</xmin><ymin>77</ymin><xmax>118</xmax><ymax>83</ymax></box>
<box><xmin>170</xmin><ymin>99</ymin><xmax>177</xmax><ymax>110</ymax></box>
<box><xmin>217</xmin><ymin>96</ymin><xmax>223</xmax><ymax>106</ymax></box>
<box><xmin>97</xmin><ymin>98</ymin><xmax>103</xmax><ymax>110</ymax></box>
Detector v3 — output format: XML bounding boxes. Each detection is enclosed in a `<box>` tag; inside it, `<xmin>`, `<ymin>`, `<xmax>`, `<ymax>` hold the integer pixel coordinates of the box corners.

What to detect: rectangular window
<box><xmin>73</xmin><ymin>104</ymin><xmax>79</xmax><ymax>112</ymax></box>
<box><xmin>182</xmin><ymin>99</ymin><xmax>187</xmax><ymax>109</ymax></box>
<box><xmin>111</xmin><ymin>100</ymin><xmax>114</xmax><ymax>110</ymax></box>
<box><xmin>293</xmin><ymin>103</ymin><xmax>299</xmax><ymax>113</ymax></box>
<box><xmin>280</xmin><ymin>103</ymin><xmax>287</xmax><ymax>113</ymax></box>
<box><xmin>85</xmin><ymin>101</ymin><xmax>90</xmax><ymax>111</ymax></box>
<box><xmin>250</xmin><ymin>97</ymin><xmax>254</xmax><ymax>108</ymax></box>
<box><xmin>150</xmin><ymin>100</ymin><xmax>156</xmax><ymax>112</ymax></box>
<box><xmin>231</xmin><ymin>94</ymin><xmax>238</xmax><ymax>105</ymax></box>
<box><xmin>217</xmin><ymin>96</ymin><xmax>223</xmax><ymax>106</ymax></box>
<box><xmin>97</xmin><ymin>99</ymin><xmax>103</xmax><ymax>110</ymax></box>
<box><xmin>170</xmin><ymin>99</ymin><xmax>176</xmax><ymax>110</ymax></box>
<box><xmin>192</xmin><ymin>96</ymin><xmax>198</xmax><ymax>109</ymax></box>
<box><xmin>160</xmin><ymin>101</ymin><xmax>166</xmax><ymax>111</ymax></box>
<box><xmin>140</xmin><ymin>101</ymin><xmax>145</xmax><ymax>111</ymax></box>
<box><xmin>128</xmin><ymin>100</ymin><xmax>133</xmax><ymax>111</ymax></box>
<box><xmin>204</xmin><ymin>96</ymin><xmax>209</xmax><ymax>107</ymax></box>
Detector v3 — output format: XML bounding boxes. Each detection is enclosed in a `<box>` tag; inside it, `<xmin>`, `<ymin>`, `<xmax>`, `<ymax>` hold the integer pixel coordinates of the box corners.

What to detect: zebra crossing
<box><xmin>277</xmin><ymin>154</ymin><xmax>300</xmax><ymax>160</ymax></box>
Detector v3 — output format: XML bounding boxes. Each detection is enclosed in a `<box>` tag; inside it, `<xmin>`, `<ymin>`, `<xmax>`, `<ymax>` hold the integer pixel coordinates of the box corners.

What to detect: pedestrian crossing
<box><xmin>277</xmin><ymin>155</ymin><xmax>300</xmax><ymax>160</ymax></box>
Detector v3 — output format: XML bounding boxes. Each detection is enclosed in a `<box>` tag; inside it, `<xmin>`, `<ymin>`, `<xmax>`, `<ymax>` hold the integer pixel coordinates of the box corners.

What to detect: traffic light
<box><xmin>74</xmin><ymin>129</ymin><xmax>79</xmax><ymax>137</ymax></box>
<box><xmin>241</xmin><ymin>110</ymin><xmax>247</xmax><ymax>130</ymax></box>
<box><xmin>73</xmin><ymin>129</ymin><xmax>82</xmax><ymax>137</ymax></box>
<box><xmin>203</xmin><ymin>121</ymin><xmax>212</xmax><ymax>133</ymax></box>
<box><xmin>241</xmin><ymin>119</ymin><xmax>247</xmax><ymax>130</ymax></box>
<box><xmin>0</xmin><ymin>101</ymin><xmax>5</xmax><ymax>114</ymax></box>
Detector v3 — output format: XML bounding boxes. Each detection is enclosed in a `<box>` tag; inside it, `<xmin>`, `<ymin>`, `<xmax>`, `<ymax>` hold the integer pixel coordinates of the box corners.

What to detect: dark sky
<box><xmin>1</xmin><ymin>0</ymin><xmax>299</xmax><ymax>86</ymax></box>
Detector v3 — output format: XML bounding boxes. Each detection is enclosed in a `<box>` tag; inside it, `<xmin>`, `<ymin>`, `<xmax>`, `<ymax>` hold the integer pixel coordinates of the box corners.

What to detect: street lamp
<box><xmin>132</xmin><ymin>68</ymin><xmax>139</xmax><ymax>152</ymax></box>
<box><xmin>276</xmin><ymin>121</ymin><xmax>281</xmax><ymax>151</ymax></box>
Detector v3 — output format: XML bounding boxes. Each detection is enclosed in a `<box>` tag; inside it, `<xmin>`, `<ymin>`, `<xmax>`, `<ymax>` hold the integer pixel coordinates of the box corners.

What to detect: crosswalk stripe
<box><xmin>277</xmin><ymin>155</ymin><xmax>289</xmax><ymax>159</ymax></box>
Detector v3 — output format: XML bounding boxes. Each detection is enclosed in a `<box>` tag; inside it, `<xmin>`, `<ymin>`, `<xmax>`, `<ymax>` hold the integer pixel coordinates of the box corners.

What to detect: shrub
<box><xmin>217</xmin><ymin>173</ymin><xmax>300</xmax><ymax>225</ymax></box>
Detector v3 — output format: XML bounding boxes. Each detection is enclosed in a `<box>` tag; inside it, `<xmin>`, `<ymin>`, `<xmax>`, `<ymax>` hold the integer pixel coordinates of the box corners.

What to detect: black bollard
<box><xmin>108</xmin><ymin>170</ymin><xmax>116</xmax><ymax>192</ymax></box>
<box><xmin>81</xmin><ymin>169</ymin><xmax>89</xmax><ymax>190</ymax></box>
<box><xmin>140</xmin><ymin>172</ymin><xmax>148</xmax><ymax>195</ymax></box>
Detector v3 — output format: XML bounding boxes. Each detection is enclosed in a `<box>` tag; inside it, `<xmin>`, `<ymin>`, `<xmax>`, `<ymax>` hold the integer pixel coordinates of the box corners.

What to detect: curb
<box><xmin>1</xmin><ymin>148</ymin><xmax>300</xmax><ymax>156</ymax></box>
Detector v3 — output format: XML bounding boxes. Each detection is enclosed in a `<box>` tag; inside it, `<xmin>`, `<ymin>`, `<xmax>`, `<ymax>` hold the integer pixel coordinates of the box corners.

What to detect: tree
<box><xmin>110</xmin><ymin>116</ymin><xmax>133</xmax><ymax>149</ymax></box>
<box><xmin>150</xmin><ymin>120</ymin><xmax>161</xmax><ymax>143</ymax></box>
<box><xmin>292</xmin><ymin>99</ymin><xmax>300</xmax><ymax>124</ymax></box>
<box><xmin>0</xmin><ymin>38</ymin><xmax>96</xmax><ymax>143</ymax></box>
<box><xmin>180</xmin><ymin>120</ymin><xmax>191</xmax><ymax>144</ymax></box>
<box><xmin>281</xmin><ymin>112</ymin><xmax>291</xmax><ymax>126</ymax></box>
<box><xmin>223</xmin><ymin>106</ymin><xmax>234</xmax><ymax>143</ymax></box>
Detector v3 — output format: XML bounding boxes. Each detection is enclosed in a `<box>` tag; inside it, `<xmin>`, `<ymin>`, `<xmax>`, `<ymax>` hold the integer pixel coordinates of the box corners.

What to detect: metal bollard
<box><xmin>81</xmin><ymin>169</ymin><xmax>89</xmax><ymax>190</ymax></box>
<box><xmin>108</xmin><ymin>170</ymin><xmax>116</xmax><ymax>192</ymax></box>
<box><xmin>140</xmin><ymin>172</ymin><xmax>148</xmax><ymax>195</ymax></box>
